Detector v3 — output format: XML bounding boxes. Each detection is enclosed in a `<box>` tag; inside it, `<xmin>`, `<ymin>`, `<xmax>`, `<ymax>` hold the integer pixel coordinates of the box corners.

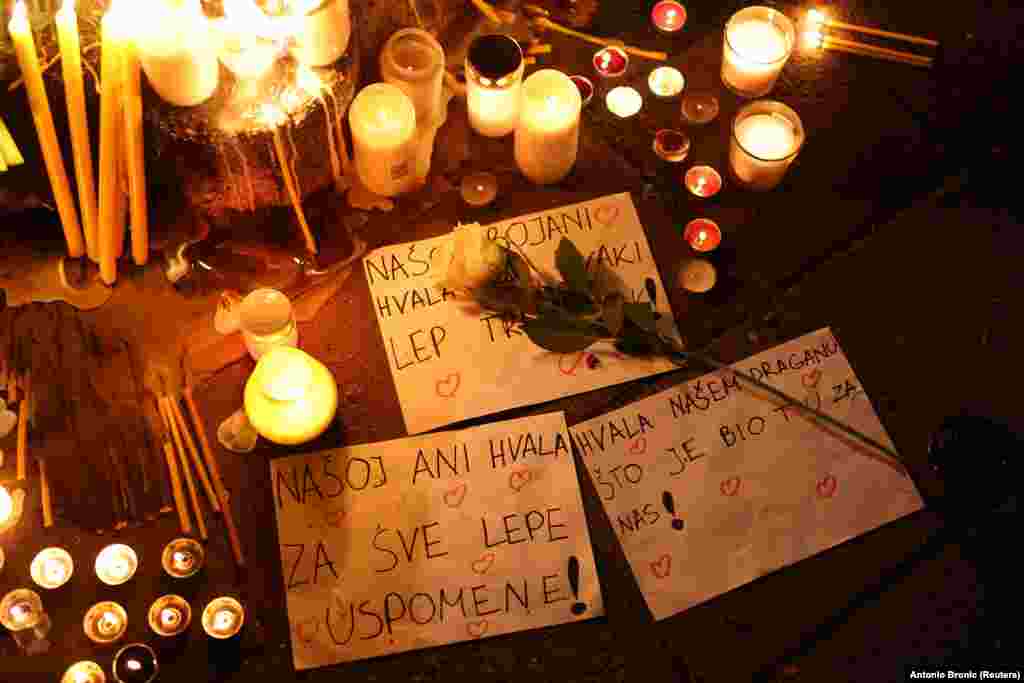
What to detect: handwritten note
<box><xmin>570</xmin><ymin>328</ymin><xmax>923</xmax><ymax>620</ymax></box>
<box><xmin>270</xmin><ymin>412</ymin><xmax>603</xmax><ymax>670</ymax></box>
<box><xmin>364</xmin><ymin>192</ymin><xmax>681</xmax><ymax>434</ymax></box>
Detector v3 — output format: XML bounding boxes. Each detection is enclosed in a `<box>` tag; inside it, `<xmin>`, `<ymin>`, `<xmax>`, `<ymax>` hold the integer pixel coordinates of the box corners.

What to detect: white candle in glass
<box><xmin>348</xmin><ymin>83</ymin><xmax>418</xmax><ymax>197</ymax></box>
<box><xmin>135</xmin><ymin>0</ymin><xmax>218</xmax><ymax>106</ymax></box>
<box><xmin>466</xmin><ymin>34</ymin><xmax>524</xmax><ymax>138</ymax></box>
<box><xmin>729</xmin><ymin>101</ymin><xmax>804</xmax><ymax>190</ymax></box>
<box><xmin>380</xmin><ymin>28</ymin><xmax>445</xmax><ymax>126</ymax></box>
<box><xmin>514</xmin><ymin>69</ymin><xmax>582</xmax><ymax>185</ymax></box>
<box><xmin>721</xmin><ymin>6</ymin><xmax>795</xmax><ymax>98</ymax></box>
<box><xmin>288</xmin><ymin>0</ymin><xmax>351</xmax><ymax>67</ymax></box>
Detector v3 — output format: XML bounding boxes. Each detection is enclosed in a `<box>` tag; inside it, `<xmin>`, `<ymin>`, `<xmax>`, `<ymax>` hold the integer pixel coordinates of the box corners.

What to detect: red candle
<box><xmin>683</xmin><ymin>218</ymin><xmax>722</xmax><ymax>252</ymax></box>
<box><xmin>684</xmin><ymin>165</ymin><xmax>723</xmax><ymax>198</ymax></box>
<box><xmin>651</xmin><ymin>1</ymin><xmax>687</xmax><ymax>34</ymax></box>
<box><xmin>593</xmin><ymin>46</ymin><xmax>629</xmax><ymax>78</ymax></box>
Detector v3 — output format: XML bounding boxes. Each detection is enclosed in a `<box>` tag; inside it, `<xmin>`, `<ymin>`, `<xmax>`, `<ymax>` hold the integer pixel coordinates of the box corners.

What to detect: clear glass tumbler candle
<box><xmin>0</xmin><ymin>589</ymin><xmax>52</xmax><ymax>654</ymax></box>
<box><xmin>729</xmin><ymin>100</ymin><xmax>805</xmax><ymax>190</ymax></box>
<box><xmin>466</xmin><ymin>34</ymin><xmax>525</xmax><ymax>138</ymax></box>
<box><xmin>380</xmin><ymin>28</ymin><xmax>446</xmax><ymax>126</ymax></box>
<box><xmin>721</xmin><ymin>6</ymin><xmax>795</xmax><ymax>98</ymax></box>
<box><xmin>239</xmin><ymin>288</ymin><xmax>298</xmax><ymax>361</ymax></box>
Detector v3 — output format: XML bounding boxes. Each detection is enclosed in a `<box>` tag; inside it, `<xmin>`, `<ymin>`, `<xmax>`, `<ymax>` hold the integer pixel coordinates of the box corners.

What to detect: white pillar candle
<box><xmin>136</xmin><ymin>0</ymin><xmax>218</xmax><ymax>106</ymax></box>
<box><xmin>729</xmin><ymin>101</ymin><xmax>804</xmax><ymax>190</ymax></box>
<box><xmin>348</xmin><ymin>83</ymin><xmax>418</xmax><ymax>197</ymax></box>
<box><xmin>514</xmin><ymin>69</ymin><xmax>582</xmax><ymax>185</ymax></box>
<box><xmin>288</xmin><ymin>0</ymin><xmax>351</xmax><ymax>67</ymax></box>
<box><xmin>466</xmin><ymin>34</ymin><xmax>524</xmax><ymax>138</ymax></box>
<box><xmin>721</xmin><ymin>6</ymin><xmax>795</xmax><ymax>98</ymax></box>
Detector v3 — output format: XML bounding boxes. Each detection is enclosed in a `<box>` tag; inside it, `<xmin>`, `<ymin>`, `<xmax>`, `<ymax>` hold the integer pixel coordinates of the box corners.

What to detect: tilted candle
<box><xmin>119</xmin><ymin>5</ymin><xmax>149</xmax><ymax>266</ymax></box>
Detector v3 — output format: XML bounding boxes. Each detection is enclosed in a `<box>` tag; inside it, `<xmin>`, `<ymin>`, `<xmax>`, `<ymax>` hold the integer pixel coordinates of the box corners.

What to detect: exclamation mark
<box><xmin>663</xmin><ymin>491</ymin><xmax>684</xmax><ymax>530</ymax></box>
<box><xmin>567</xmin><ymin>555</ymin><xmax>586</xmax><ymax>615</ymax></box>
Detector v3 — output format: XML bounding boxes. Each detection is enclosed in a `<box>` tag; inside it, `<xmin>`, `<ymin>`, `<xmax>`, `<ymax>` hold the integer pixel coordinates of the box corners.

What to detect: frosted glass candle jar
<box><xmin>514</xmin><ymin>69</ymin><xmax>582</xmax><ymax>185</ymax></box>
<box><xmin>349</xmin><ymin>83</ymin><xmax>418</xmax><ymax>196</ymax></box>
<box><xmin>239</xmin><ymin>288</ymin><xmax>298</xmax><ymax>360</ymax></box>
<box><xmin>729</xmin><ymin>100</ymin><xmax>804</xmax><ymax>190</ymax></box>
<box><xmin>466</xmin><ymin>34</ymin><xmax>525</xmax><ymax>138</ymax></box>
<box><xmin>289</xmin><ymin>0</ymin><xmax>351</xmax><ymax>67</ymax></box>
<box><xmin>721</xmin><ymin>6</ymin><xmax>795</xmax><ymax>98</ymax></box>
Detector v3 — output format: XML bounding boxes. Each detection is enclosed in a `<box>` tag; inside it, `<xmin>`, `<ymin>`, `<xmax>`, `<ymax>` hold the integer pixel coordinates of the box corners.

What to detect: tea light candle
<box><xmin>161</xmin><ymin>537</ymin><xmax>206</xmax><ymax>579</ymax></box>
<box><xmin>653</xmin><ymin>129</ymin><xmax>690</xmax><ymax>163</ymax></box>
<box><xmin>606</xmin><ymin>86</ymin><xmax>643</xmax><ymax>118</ymax></box>
<box><xmin>683</xmin><ymin>218</ymin><xmax>722</xmax><ymax>252</ymax></box>
<box><xmin>380</xmin><ymin>28</ymin><xmax>446</xmax><ymax>126</ymax></box>
<box><xmin>466</xmin><ymin>34</ymin><xmax>525</xmax><ymax>138</ymax></box>
<box><xmin>729</xmin><ymin>101</ymin><xmax>804</xmax><ymax>190</ymax></box>
<box><xmin>648</xmin><ymin>66</ymin><xmax>685</xmax><ymax>99</ymax></box>
<box><xmin>680</xmin><ymin>92</ymin><xmax>719</xmax><ymax>124</ymax></box>
<box><xmin>83</xmin><ymin>602</ymin><xmax>127</xmax><ymax>645</ymax></box>
<box><xmin>95</xmin><ymin>544</ymin><xmax>138</xmax><ymax>586</ymax></box>
<box><xmin>514</xmin><ymin>69</ymin><xmax>583</xmax><ymax>185</ymax></box>
<box><xmin>349</xmin><ymin>83</ymin><xmax>418</xmax><ymax>196</ymax></box>
<box><xmin>569</xmin><ymin>75</ymin><xmax>594</xmax><ymax>107</ymax></box>
<box><xmin>1</xmin><ymin>589</ymin><xmax>51</xmax><ymax>653</ymax></box>
<box><xmin>202</xmin><ymin>597</ymin><xmax>245</xmax><ymax>639</ymax></box>
<box><xmin>30</xmin><ymin>547</ymin><xmax>74</xmax><ymax>589</ymax></box>
<box><xmin>136</xmin><ymin>0</ymin><xmax>219</xmax><ymax>107</ymax></box>
<box><xmin>239</xmin><ymin>288</ymin><xmax>298</xmax><ymax>360</ymax></box>
<box><xmin>112</xmin><ymin>643</ymin><xmax>158</xmax><ymax>683</ymax></box>
<box><xmin>678</xmin><ymin>259</ymin><xmax>717</xmax><ymax>293</ymax></box>
<box><xmin>148</xmin><ymin>595</ymin><xmax>192</xmax><ymax>637</ymax></box>
<box><xmin>721</xmin><ymin>6</ymin><xmax>795</xmax><ymax>97</ymax></box>
<box><xmin>62</xmin><ymin>661</ymin><xmax>106</xmax><ymax>683</ymax></box>
<box><xmin>0</xmin><ymin>484</ymin><xmax>19</xmax><ymax>529</ymax></box>
<box><xmin>288</xmin><ymin>0</ymin><xmax>351</xmax><ymax>67</ymax></box>
<box><xmin>684</xmin><ymin>165</ymin><xmax>723</xmax><ymax>198</ymax></box>
<box><xmin>592</xmin><ymin>46</ymin><xmax>629</xmax><ymax>78</ymax></box>
<box><xmin>244</xmin><ymin>346</ymin><xmax>338</xmax><ymax>445</ymax></box>
<box><xmin>651</xmin><ymin>1</ymin><xmax>687</xmax><ymax>33</ymax></box>
<box><xmin>460</xmin><ymin>172</ymin><xmax>498</xmax><ymax>207</ymax></box>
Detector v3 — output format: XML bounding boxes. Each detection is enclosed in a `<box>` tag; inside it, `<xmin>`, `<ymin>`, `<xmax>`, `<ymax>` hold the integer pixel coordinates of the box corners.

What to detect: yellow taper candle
<box><xmin>9</xmin><ymin>0</ymin><xmax>85</xmax><ymax>258</ymax></box>
<box><xmin>119</xmin><ymin>7</ymin><xmax>148</xmax><ymax>266</ymax></box>
<box><xmin>56</xmin><ymin>0</ymin><xmax>99</xmax><ymax>260</ymax></box>
<box><xmin>97</xmin><ymin>0</ymin><xmax>125</xmax><ymax>284</ymax></box>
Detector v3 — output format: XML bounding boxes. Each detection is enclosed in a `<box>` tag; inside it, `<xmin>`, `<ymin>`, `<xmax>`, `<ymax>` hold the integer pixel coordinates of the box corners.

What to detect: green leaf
<box><xmin>560</xmin><ymin>289</ymin><xmax>597</xmax><ymax>316</ymax></box>
<box><xmin>555</xmin><ymin>238</ymin><xmax>590</xmax><ymax>294</ymax></box>
<box><xmin>603</xmin><ymin>293</ymin><xmax>624</xmax><ymax>337</ymax></box>
<box><xmin>644</xmin><ymin>277</ymin><xmax>658</xmax><ymax>306</ymax></box>
<box><xmin>522</xmin><ymin>316</ymin><xmax>600</xmax><ymax>354</ymax></box>
<box><xmin>623</xmin><ymin>301</ymin><xmax>657</xmax><ymax>333</ymax></box>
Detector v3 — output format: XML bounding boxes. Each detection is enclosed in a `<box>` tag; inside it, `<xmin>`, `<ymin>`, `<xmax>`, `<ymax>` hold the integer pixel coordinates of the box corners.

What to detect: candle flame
<box><xmin>126</xmin><ymin>659</ymin><xmax>141</xmax><ymax>672</ymax></box>
<box><xmin>0</xmin><ymin>486</ymin><xmax>11</xmax><ymax>523</ymax></box>
<box><xmin>807</xmin><ymin>9</ymin><xmax>826</xmax><ymax>28</ymax></box>
<box><xmin>802</xmin><ymin>30</ymin><xmax>823</xmax><ymax>49</ymax></box>
<box><xmin>73</xmin><ymin>670</ymin><xmax>90</xmax><ymax>683</ymax></box>
<box><xmin>295</xmin><ymin>64</ymin><xmax>324</xmax><ymax>95</ymax></box>
<box><xmin>11</xmin><ymin>0</ymin><xmax>27</xmax><ymax>23</ymax></box>
<box><xmin>59</xmin><ymin>0</ymin><xmax>75</xmax><ymax>16</ymax></box>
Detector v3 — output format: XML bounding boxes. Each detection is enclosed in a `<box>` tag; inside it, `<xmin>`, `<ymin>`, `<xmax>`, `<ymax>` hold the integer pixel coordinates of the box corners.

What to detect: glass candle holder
<box><xmin>648</xmin><ymin>66</ymin><xmax>685</xmax><ymax>99</ymax></box>
<box><xmin>460</xmin><ymin>172</ymin><xmax>499</xmax><ymax>207</ymax></box>
<box><xmin>239</xmin><ymin>288</ymin><xmax>298</xmax><ymax>361</ymax></box>
<box><xmin>148</xmin><ymin>595</ymin><xmax>192</xmax><ymax>637</ymax></box>
<box><xmin>161</xmin><ymin>537</ymin><xmax>206</xmax><ymax>579</ymax></box>
<box><xmin>380</xmin><ymin>28</ymin><xmax>446</xmax><ymax>127</ymax></box>
<box><xmin>606</xmin><ymin>86</ymin><xmax>643</xmax><ymax>118</ymax></box>
<box><xmin>592</xmin><ymin>46</ymin><xmax>629</xmax><ymax>78</ymax></box>
<box><xmin>30</xmin><ymin>547</ymin><xmax>74</xmax><ymax>589</ymax></box>
<box><xmin>244</xmin><ymin>346</ymin><xmax>338</xmax><ymax>445</ymax></box>
<box><xmin>729</xmin><ymin>100</ymin><xmax>805</xmax><ymax>190</ymax></box>
<box><xmin>653</xmin><ymin>129</ymin><xmax>690</xmax><ymax>163</ymax></box>
<box><xmin>0</xmin><ymin>589</ymin><xmax>52</xmax><ymax>654</ymax></box>
<box><xmin>678</xmin><ymin>259</ymin><xmax>717</xmax><ymax>293</ymax></box>
<box><xmin>202</xmin><ymin>597</ymin><xmax>245</xmax><ymax>639</ymax></box>
<box><xmin>569</xmin><ymin>75</ymin><xmax>594</xmax><ymax>107</ymax></box>
<box><xmin>466</xmin><ymin>34</ymin><xmax>525</xmax><ymax>138</ymax></box>
<box><xmin>683</xmin><ymin>218</ymin><xmax>722</xmax><ymax>252</ymax></box>
<box><xmin>62</xmin><ymin>661</ymin><xmax>107</xmax><ymax>683</ymax></box>
<box><xmin>349</xmin><ymin>83</ymin><xmax>418</xmax><ymax>197</ymax></box>
<box><xmin>95</xmin><ymin>544</ymin><xmax>138</xmax><ymax>586</ymax></box>
<box><xmin>288</xmin><ymin>0</ymin><xmax>352</xmax><ymax>68</ymax></box>
<box><xmin>84</xmin><ymin>602</ymin><xmax>128</xmax><ymax>645</ymax></box>
<box><xmin>514</xmin><ymin>69</ymin><xmax>583</xmax><ymax>185</ymax></box>
<box><xmin>684</xmin><ymin>165</ymin><xmax>723</xmax><ymax>198</ymax></box>
<box><xmin>680</xmin><ymin>92</ymin><xmax>719</xmax><ymax>124</ymax></box>
<box><xmin>113</xmin><ymin>643</ymin><xmax>158</xmax><ymax>683</ymax></box>
<box><xmin>721</xmin><ymin>6</ymin><xmax>795</xmax><ymax>98</ymax></box>
<box><xmin>651</xmin><ymin>0</ymin><xmax>687</xmax><ymax>34</ymax></box>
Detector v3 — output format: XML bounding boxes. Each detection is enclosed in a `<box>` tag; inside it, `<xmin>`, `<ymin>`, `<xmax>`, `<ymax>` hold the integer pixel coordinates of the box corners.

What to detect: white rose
<box><xmin>441</xmin><ymin>226</ymin><xmax>507</xmax><ymax>292</ymax></box>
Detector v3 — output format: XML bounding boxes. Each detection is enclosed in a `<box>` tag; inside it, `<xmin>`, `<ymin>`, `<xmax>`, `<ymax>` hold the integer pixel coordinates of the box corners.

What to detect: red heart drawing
<box><xmin>324</xmin><ymin>507</ymin><xmax>346</xmax><ymax>528</ymax></box>
<box><xmin>436</xmin><ymin>372</ymin><xmax>461</xmax><ymax>398</ymax></box>
<box><xmin>295</xmin><ymin>617</ymin><xmax>319</xmax><ymax>643</ymax></box>
<box><xmin>802</xmin><ymin>368</ymin><xmax>822</xmax><ymax>388</ymax></box>
<box><xmin>509</xmin><ymin>468</ymin><xmax>533</xmax><ymax>492</ymax></box>
<box><xmin>594</xmin><ymin>205</ymin><xmax>620</xmax><ymax>226</ymax></box>
<box><xmin>629</xmin><ymin>436</ymin><xmax>647</xmax><ymax>456</ymax></box>
<box><xmin>558</xmin><ymin>352</ymin><xmax>586</xmax><ymax>376</ymax></box>
<box><xmin>466</xmin><ymin>620</ymin><xmax>489</xmax><ymax>638</ymax></box>
<box><xmin>816</xmin><ymin>474</ymin><xmax>838</xmax><ymax>498</ymax></box>
<box><xmin>444</xmin><ymin>482</ymin><xmax>468</xmax><ymax>508</ymax></box>
<box><xmin>720</xmin><ymin>476</ymin><xmax>741</xmax><ymax>497</ymax></box>
<box><xmin>472</xmin><ymin>552</ymin><xmax>496</xmax><ymax>575</ymax></box>
<box><xmin>650</xmin><ymin>554</ymin><xmax>672</xmax><ymax>579</ymax></box>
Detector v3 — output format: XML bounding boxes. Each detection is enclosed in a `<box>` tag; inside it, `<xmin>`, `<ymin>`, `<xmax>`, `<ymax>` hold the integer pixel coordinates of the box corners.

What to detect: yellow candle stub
<box><xmin>244</xmin><ymin>347</ymin><xmax>338</xmax><ymax>445</ymax></box>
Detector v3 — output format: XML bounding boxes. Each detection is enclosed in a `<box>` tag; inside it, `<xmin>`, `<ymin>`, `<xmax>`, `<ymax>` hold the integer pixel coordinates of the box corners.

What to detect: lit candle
<box><xmin>62</xmin><ymin>661</ymin><xmax>106</xmax><ymax>683</ymax></box>
<box><xmin>653</xmin><ymin>129</ymin><xmax>690</xmax><ymax>163</ymax></box>
<box><xmin>1</xmin><ymin>589</ymin><xmax>52</xmax><ymax>653</ymax></box>
<box><xmin>683</xmin><ymin>218</ymin><xmax>722</xmax><ymax>252</ymax></box>
<box><xmin>288</xmin><ymin>0</ymin><xmax>351</xmax><ymax>67</ymax></box>
<box><xmin>239</xmin><ymin>288</ymin><xmax>299</xmax><ymax>360</ymax></box>
<box><xmin>56</xmin><ymin>0</ymin><xmax>99</xmax><ymax>261</ymax></box>
<box><xmin>680</xmin><ymin>92</ymin><xmax>719</xmax><ymax>125</ymax></box>
<box><xmin>605</xmin><ymin>86</ymin><xmax>643</xmax><ymax>118</ymax></box>
<box><xmin>348</xmin><ymin>83</ymin><xmax>418</xmax><ymax>196</ymax></box>
<box><xmin>678</xmin><ymin>259</ymin><xmax>717</xmax><ymax>293</ymax></box>
<box><xmin>162</xmin><ymin>537</ymin><xmax>206</xmax><ymax>578</ymax></box>
<box><xmin>592</xmin><ymin>46</ymin><xmax>629</xmax><ymax>78</ymax></box>
<box><xmin>684</xmin><ymin>165</ymin><xmax>723</xmax><ymax>198</ymax></box>
<box><xmin>0</xmin><ymin>484</ymin><xmax>14</xmax><ymax>524</ymax></box>
<box><xmin>379</xmin><ymin>28</ymin><xmax>445</xmax><ymax>126</ymax></box>
<box><xmin>514</xmin><ymin>69</ymin><xmax>583</xmax><ymax>185</ymax></box>
<box><xmin>95</xmin><ymin>544</ymin><xmax>138</xmax><ymax>586</ymax></box>
<box><xmin>648</xmin><ymin>66</ymin><xmax>685</xmax><ymax>99</ymax></box>
<box><xmin>244</xmin><ymin>346</ymin><xmax>338</xmax><ymax>445</ymax></box>
<box><xmin>98</xmin><ymin>0</ymin><xmax>126</xmax><ymax>284</ymax></box>
<box><xmin>202</xmin><ymin>597</ymin><xmax>245</xmax><ymax>639</ymax></box>
<box><xmin>8</xmin><ymin>0</ymin><xmax>85</xmax><ymax>258</ymax></box>
<box><xmin>136</xmin><ymin>0</ymin><xmax>218</xmax><ymax>106</ymax></box>
<box><xmin>651</xmin><ymin>1</ymin><xmax>687</xmax><ymax>34</ymax></box>
<box><xmin>721</xmin><ymin>6</ymin><xmax>795</xmax><ymax>97</ymax></box>
<box><xmin>83</xmin><ymin>601</ymin><xmax>127</xmax><ymax>645</ymax></box>
<box><xmin>217</xmin><ymin>0</ymin><xmax>282</xmax><ymax>82</ymax></box>
<box><xmin>729</xmin><ymin>101</ymin><xmax>804</xmax><ymax>190</ymax></box>
<box><xmin>30</xmin><ymin>547</ymin><xmax>74</xmax><ymax>589</ymax></box>
<box><xmin>118</xmin><ymin>6</ymin><xmax>148</xmax><ymax>267</ymax></box>
<box><xmin>569</xmin><ymin>75</ymin><xmax>594</xmax><ymax>107</ymax></box>
<box><xmin>112</xmin><ymin>643</ymin><xmax>158</xmax><ymax>683</ymax></box>
<box><xmin>466</xmin><ymin>34</ymin><xmax>525</xmax><ymax>138</ymax></box>
<box><xmin>460</xmin><ymin>172</ymin><xmax>499</xmax><ymax>207</ymax></box>
<box><xmin>148</xmin><ymin>595</ymin><xmax>192</xmax><ymax>637</ymax></box>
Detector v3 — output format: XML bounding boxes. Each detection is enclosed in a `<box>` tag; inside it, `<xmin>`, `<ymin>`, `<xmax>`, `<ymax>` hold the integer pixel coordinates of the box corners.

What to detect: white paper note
<box><xmin>270</xmin><ymin>412</ymin><xmax>604</xmax><ymax>670</ymax></box>
<box><xmin>570</xmin><ymin>328</ymin><xmax>924</xmax><ymax>621</ymax></box>
<box><xmin>364</xmin><ymin>192</ymin><xmax>681</xmax><ymax>434</ymax></box>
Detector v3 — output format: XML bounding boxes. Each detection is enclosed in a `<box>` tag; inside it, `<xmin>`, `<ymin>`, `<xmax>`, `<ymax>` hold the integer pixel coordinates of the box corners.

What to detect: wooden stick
<box><xmin>271</xmin><ymin>127</ymin><xmax>318</xmax><ymax>254</ymax></box>
<box><xmin>825</xmin><ymin>35</ymin><xmax>933</xmax><ymax>64</ymax></box>
<box><xmin>160</xmin><ymin>396</ymin><xmax>204</xmax><ymax>535</ymax></box>
<box><xmin>163</xmin><ymin>440</ymin><xmax>192</xmax><ymax>534</ymax></box>
<box><xmin>17</xmin><ymin>371</ymin><xmax>30</xmax><ymax>480</ymax></box>
<box><xmin>823</xmin><ymin>17</ymin><xmax>938</xmax><ymax>48</ymax></box>
<box><xmin>176</xmin><ymin>436</ymin><xmax>208</xmax><ymax>541</ymax></box>
<box><xmin>169</xmin><ymin>397</ymin><xmax>221</xmax><ymax>513</ymax></box>
<box><xmin>533</xmin><ymin>17</ymin><xmax>668</xmax><ymax>61</ymax></box>
<box><xmin>39</xmin><ymin>458</ymin><xmax>54</xmax><ymax>527</ymax></box>
<box><xmin>469</xmin><ymin>0</ymin><xmax>503</xmax><ymax>24</ymax></box>
<box><xmin>183</xmin><ymin>387</ymin><xmax>245</xmax><ymax>568</ymax></box>
<box><xmin>526</xmin><ymin>44</ymin><xmax>553</xmax><ymax>55</ymax></box>
<box><xmin>823</xmin><ymin>38</ymin><xmax>932</xmax><ymax>67</ymax></box>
